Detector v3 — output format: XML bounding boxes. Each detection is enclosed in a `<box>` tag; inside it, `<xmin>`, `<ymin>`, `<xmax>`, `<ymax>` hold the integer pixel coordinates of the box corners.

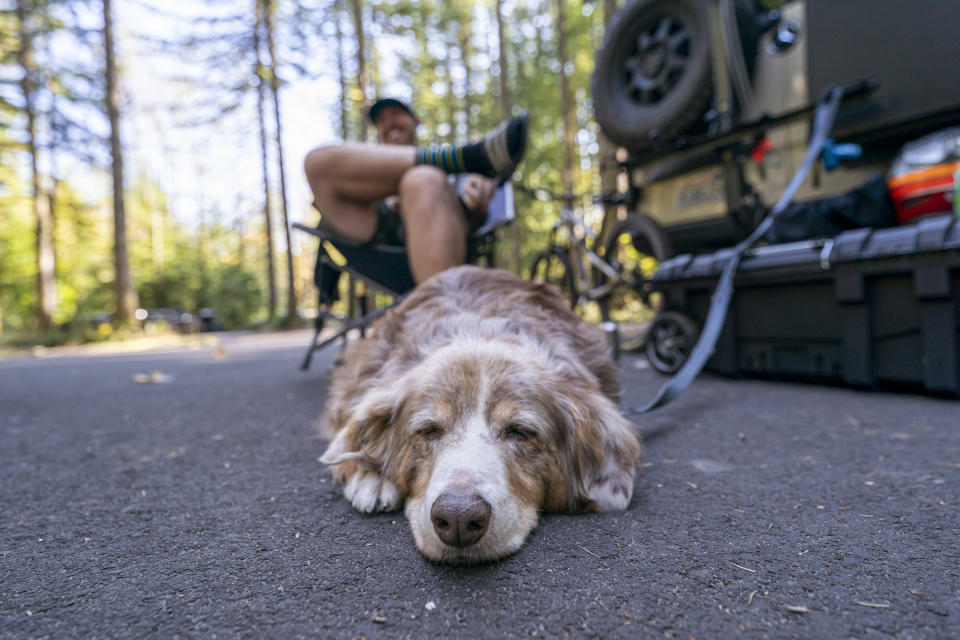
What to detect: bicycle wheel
<box><xmin>598</xmin><ymin>214</ymin><xmax>673</xmax><ymax>350</ymax></box>
<box><xmin>529</xmin><ymin>246</ymin><xmax>577</xmax><ymax>309</ymax></box>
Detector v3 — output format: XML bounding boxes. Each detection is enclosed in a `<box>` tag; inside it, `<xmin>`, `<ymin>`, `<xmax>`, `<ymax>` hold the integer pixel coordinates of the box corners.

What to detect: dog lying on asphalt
<box><xmin>320</xmin><ymin>265</ymin><xmax>641</xmax><ymax>564</ymax></box>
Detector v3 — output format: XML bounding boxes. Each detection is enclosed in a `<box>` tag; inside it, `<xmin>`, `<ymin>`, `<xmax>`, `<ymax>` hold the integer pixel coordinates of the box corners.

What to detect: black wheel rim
<box><xmin>622</xmin><ymin>15</ymin><xmax>692</xmax><ymax>107</ymax></box>
<box><xmin>648</xmin><ymin>320</ymin><xmax>691</xmax><ymax>372</ymax></box>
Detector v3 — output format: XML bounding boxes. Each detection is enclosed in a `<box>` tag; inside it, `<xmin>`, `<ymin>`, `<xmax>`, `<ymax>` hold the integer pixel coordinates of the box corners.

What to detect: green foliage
<box><xmin>0</xmin><ymin>157</ymin><xmax>36</xmax><ymax>332</ymax></box>
<box><xmin>0</xmin><ymin>163</ymin><xmax>269</xmax><ymax>338</ymax></box>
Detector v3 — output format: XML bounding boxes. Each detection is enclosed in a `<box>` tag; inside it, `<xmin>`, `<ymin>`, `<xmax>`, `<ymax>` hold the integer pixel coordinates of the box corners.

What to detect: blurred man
<box><xmin>304</xmin><ymin>98</ymin><xmax>527</xmax><ymax>283</ymax></box>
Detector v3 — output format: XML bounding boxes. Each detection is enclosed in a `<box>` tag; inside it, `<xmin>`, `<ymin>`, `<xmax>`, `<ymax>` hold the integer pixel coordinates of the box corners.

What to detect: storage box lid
<box><xmin>653</xmin><ymin>215</ymin><xmax>960</xmax><ymax>280</ymax></box>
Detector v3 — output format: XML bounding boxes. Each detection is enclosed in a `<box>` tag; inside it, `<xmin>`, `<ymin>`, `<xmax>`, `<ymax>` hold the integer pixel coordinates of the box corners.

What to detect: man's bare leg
<box><xmin>305</xmin><ymin>143</ymin><xmax>417</xmax><ymax>201</ymax></box>
<box><xmin>304</xmin><ymin>143</ymin><xmax>418</xmax><ymax>241</ymax></box>
<box><xmin>397</xmin><ymin>166</ymin><xmax>467</xmax><ymax>283</ymax></box>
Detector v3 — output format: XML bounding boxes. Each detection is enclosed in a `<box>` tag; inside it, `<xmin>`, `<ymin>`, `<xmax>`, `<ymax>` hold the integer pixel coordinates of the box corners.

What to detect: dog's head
<box><xmin>321</xmin><ymin>336</ymin><xmax>640</xmax><ymax>564</ymax></box>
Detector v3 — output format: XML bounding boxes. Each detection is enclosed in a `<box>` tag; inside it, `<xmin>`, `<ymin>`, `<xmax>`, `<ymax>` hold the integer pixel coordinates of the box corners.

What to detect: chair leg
<box><xmin>301</xmin><ymin>319</ymin><xmax>324</xmax><ymax>371</ymax></box>
<box><xmin>359</xmin><ymin>294</ymin><xmax>369</xmax><ymax>338</ymax></box>
<box><xmin>311</xmin><ymin>299</ymin><xmax>402</xmax><ymax>353</ymax></box>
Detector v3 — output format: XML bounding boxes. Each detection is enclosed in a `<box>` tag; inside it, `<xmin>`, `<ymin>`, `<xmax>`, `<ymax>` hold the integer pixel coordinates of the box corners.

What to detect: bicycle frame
<box><xmin>543</xmin><ymin>197</ymin><xmax>625</xmax><ymax>306</ymax></box>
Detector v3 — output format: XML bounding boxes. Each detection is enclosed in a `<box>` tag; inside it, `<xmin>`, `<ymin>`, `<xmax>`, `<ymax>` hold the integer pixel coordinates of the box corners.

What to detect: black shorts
<box><xmin>367</xmin><ymin>200</ymin><xmax>406</xmax><ymax>247</ymax></box>
<box><xmin>368</xmin><ymin>197</ymin><xmax>484</xmax><ymax>248</ymax></box>
<box><xmin>321</xmin><ymin>195</ymin><xmax>483</xmax><ymax>295</ymax></box>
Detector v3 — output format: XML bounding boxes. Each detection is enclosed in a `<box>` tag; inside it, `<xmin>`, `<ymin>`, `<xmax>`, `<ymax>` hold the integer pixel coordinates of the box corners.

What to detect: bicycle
<box><xmin>523</xmin><ymin>187</ymin><xmax>674</xmax><ymax>352</ymax></box>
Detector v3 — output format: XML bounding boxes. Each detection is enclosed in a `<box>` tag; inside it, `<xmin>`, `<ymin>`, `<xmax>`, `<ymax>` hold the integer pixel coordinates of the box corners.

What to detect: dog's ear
<box><xmin>320</xmin><ymin>384</ymin><xmax>406</xmax><ymax>469</ymax></box>
<box><xmin>558</xmin><ymin>390</ymin><xmax>641</xmax><ymax>512</ymax></box>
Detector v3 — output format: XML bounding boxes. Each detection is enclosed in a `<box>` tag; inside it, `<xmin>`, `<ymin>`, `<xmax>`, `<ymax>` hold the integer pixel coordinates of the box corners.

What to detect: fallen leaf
<box><xmin>785</xmin><ymin>605</ymin><xmax>809</xmax><ymax>613</ymax></box>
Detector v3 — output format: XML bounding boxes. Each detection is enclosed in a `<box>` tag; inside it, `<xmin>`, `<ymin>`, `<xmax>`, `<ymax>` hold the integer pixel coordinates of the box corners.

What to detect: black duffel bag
<box><xmin>763</xmin><ymin>173</ymin><xmax>897</xmax><ymax>244</ymax></box>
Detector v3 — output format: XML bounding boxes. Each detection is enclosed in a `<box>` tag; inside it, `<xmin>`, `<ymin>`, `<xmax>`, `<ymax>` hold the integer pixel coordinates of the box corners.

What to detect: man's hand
<box><xmin>459</xmin><ymin>174</ymin><xmax>496</xmax><ymax>214</ymax></box>
<box><xmin>384</xmin><ymin>194</ymin><xmax>401</xmax><ymax>214</ymax></box>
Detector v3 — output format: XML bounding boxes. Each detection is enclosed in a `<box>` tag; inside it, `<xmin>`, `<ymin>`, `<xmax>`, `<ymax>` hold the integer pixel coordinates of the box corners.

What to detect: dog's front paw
<box><xmin>343</xmin><ymin>469</ymin><xmax>401</xmax><ymax>513</ymax></box>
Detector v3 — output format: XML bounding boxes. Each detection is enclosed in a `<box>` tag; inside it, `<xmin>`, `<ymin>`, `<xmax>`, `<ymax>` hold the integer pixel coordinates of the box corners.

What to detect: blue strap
<box><xmin>626</xmin><ymin>86</ymin><xmax>844</xmax><ymax>415</ymax></box>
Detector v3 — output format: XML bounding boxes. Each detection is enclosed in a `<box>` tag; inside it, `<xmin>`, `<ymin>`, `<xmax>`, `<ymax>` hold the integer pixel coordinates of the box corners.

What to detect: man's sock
<box><xmin>415</xmin><ymin>112</ymin><xmax>528</xmax><ymax>180</ymax></box>
<box><xmin>415</xmin><ymin>144</ymin><xmax>470</xmax><ymax>174</ymax></box>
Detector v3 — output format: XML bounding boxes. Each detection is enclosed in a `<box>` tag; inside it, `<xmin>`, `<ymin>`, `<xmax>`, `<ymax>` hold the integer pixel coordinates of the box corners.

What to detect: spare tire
<box><xmin>592</xmin><ymin>0</ymin><xmax>759</xmax><ymax>151</ymax></box>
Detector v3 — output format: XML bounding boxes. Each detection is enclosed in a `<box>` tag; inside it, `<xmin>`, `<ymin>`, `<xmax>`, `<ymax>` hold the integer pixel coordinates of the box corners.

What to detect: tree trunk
<box><xmin>459</xmin><ymin>17</ymin><xmax>472</xmax><ymax>138</ymax></box>
<box><xmin>367</xmin><ymin>2</ymin><xmax>383</xmax><ymax>101</ymax></box>
<box><xmin>598</xmin><ymin>0</ymin><xmax>622</xmax><ymax>245</ymax></box>
<box><xmin>495</xmin><ymin>0</ymin><xmax>521</xmax><ymax>274</ymax></box>
<box><xmin>335</xmin><ymin>0</ymin><xmax>349</xmax><ymax>140</ymax></box>
<box><xmin>43</xmin><ymin>15</ymin><xmax>60</xmax><ymax>305</ymax></box>
<box><xmin>348</xmin><ymin>0</ymin><xmax>369</xmax><ymax>141</ymax></box>
<box><xmin>443</xmin><ymin>19</ymin><xmax>455</xmax><ymax>144</ymax></box>
<box><xmin>556</xmin><ymin>0</ymin><xmax>575</xmax><ymax>195</ymax></box>
<box><xmin>103</xmin><ymin>0</ymin><xmax>138</xmax><ymax>325</ymax></box>
<box><xmin>263</xmin><ymin>0</ymin><xmax>297</xmax><ymax>325</ymax></box>
<box><xmin>254</xmin><ymin>0</ymin><xmax>277</xmax><ymax>321</ymax></box>
<box><xmin>144</xmin><ymin>173</ymin><xmax>163</xmax><ymax>275</ymax></box>
<box><xmin>235</xmin><ymin>214</ymin><xmax>246</xmax><ymax>267</ymax></box>
<box><xmin>16</xmin><ymin>2</ymin><xmax>56</xmax><ymax>330</ymax></box>
<box><xmin>495</xmin><ymin>0</ymin><xmax>511</xmax><ymax>120</ymax></box>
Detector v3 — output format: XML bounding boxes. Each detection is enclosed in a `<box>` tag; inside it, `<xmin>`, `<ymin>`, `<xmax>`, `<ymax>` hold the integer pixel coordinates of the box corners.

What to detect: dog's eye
<box><xmin>415</xmin><ymin>424</ymin><xmax>443</xmax><ymax>440</ymax></box>
<box><xmin>503</xmin><ymin>424</ymin><xmax>535</xmax><ymax>441</ymax></box>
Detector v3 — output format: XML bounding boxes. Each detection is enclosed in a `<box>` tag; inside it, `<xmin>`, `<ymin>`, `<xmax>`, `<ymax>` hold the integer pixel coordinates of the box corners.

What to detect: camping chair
<box><xmin>293</xmin><ymin>184</ymin><xmax>515</xmax><ymax>370</ymax></box>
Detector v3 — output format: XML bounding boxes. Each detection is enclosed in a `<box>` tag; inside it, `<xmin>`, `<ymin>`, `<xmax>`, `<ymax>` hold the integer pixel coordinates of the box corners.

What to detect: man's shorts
<box><xmin>367</xmin><ymin>196</ymin><xmax>484</xmax><ymax>249</ymax></box>
<box><xmin>367</xmin><ymin>200</ymin><xmax>407</xmax><ymax>247</ymax></box>
<box><xmin>316</xmin><ymin>188</ymin><xmax>486</xmax><ymax>297</ymax></box>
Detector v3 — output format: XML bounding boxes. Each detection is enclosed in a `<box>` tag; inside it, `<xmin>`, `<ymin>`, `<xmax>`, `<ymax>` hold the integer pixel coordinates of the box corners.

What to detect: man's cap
<box><xmin>368</xmin><ymin>98</ymin><xmax>417</xmax><ymax>123</ymax></box>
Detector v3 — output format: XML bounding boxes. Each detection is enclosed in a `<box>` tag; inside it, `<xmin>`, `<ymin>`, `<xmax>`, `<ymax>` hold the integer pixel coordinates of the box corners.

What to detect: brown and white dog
<box><xmin>319</xmin><ymin>265</ymin><xmax>641</xmax><ymax>564</ymax></box>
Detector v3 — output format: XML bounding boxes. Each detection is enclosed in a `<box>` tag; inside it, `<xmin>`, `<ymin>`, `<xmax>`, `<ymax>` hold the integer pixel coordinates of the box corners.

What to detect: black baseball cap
<box><xmin>368</xmin><ymin>98</ymin><xmax>417</xmax><ymax>123</ymax></box>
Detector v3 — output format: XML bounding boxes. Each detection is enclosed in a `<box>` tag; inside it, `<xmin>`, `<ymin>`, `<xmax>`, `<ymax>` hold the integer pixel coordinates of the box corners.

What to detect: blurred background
<box><xmin>1</xmin><ymin>0</ymin><xmax>618</xmax><ymax>345</ymax></box>
<box><xmin>4</xmin><ymin>0</ymin><xmax>960</xmax><ymax>349</ymax></box>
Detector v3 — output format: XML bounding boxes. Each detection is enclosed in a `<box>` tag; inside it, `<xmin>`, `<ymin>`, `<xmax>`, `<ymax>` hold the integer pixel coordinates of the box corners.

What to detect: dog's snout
<box><xmin>430</xmin><ymin>492</ymin><xmax>491</xmax><ymax>548</ymax></box>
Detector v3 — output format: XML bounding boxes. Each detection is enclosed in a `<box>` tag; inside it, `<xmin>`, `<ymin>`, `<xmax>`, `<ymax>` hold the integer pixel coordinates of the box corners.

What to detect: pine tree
<box><xmin>262</xmin><ymin>0</ymin><xmax>297</xmax><ymax>324</ymax></box>
<box><xmin>13</xmin><ymin>0</ymin><xmax>56</xmax><ymax>330</ymax></box>
<box><xmin>102</xmin><ymin>0</ymin><xmax>138</xmax><ymax>325</ymax></box>
<box><xmin>253</xmin><ymin>0</ymin><xmax>278</xmax><ymax>321</ymax></box>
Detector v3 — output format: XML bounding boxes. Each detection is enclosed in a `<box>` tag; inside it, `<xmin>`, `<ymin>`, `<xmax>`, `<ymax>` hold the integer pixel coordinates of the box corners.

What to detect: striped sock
<box><xmin>415</xmin><ymin>144</ymin><xmax>470</xmax><ymax>174</ymax></box>
<box><xmin>415</xmin><ymin>113</ymin><xmax>527</xmax><ymax>178</ymax></box>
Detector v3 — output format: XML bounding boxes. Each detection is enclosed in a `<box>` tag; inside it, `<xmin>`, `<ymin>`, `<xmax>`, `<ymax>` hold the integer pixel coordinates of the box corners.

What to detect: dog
<box><xmin>319</xmin><ymin>265</ymin><xmax>641</xmax><ymax>564</ymax></box>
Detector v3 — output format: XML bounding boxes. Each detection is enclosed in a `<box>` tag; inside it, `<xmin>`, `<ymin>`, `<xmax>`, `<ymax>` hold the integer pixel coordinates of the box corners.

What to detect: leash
<box><xmin>625</xmin><ymin>86</ymin><xmax>844</xmax><ymax>415</ymax></box>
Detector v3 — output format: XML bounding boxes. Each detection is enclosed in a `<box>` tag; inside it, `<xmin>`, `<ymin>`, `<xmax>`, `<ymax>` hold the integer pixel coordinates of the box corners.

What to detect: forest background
<box><xmin>1</xmin><ymin>0</ymin><xmax>623</xmax><ymax>344</ymax></box>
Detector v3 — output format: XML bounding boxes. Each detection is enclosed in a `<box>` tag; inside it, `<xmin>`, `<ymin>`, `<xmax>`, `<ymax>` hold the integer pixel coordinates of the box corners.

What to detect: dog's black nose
<box><xmin>430</xmin><ymin>492</ymin><xmax>491</xmax><ymax>548</ymax></box>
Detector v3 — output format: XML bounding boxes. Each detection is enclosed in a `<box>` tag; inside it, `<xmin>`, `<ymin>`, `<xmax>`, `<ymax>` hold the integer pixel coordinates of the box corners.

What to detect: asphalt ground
<box><xmin>1</xmin><ymin>330</ymin><xmax>958</xmax><ymax>639</ymax></box>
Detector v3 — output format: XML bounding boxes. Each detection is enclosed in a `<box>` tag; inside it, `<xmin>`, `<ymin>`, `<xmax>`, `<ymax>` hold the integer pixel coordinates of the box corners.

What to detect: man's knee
<box><xmin>304</xmin><ymin>145</ymin><xmax>341</xmax><ymax>185</ymax></box>
<box><xmin>398</xmin><ymin>164</ymin><xmax>449</xmax><ymax>197</ymax></box>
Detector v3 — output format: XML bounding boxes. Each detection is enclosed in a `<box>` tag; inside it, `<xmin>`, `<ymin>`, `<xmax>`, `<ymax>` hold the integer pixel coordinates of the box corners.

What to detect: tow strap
<box><xmin>626</xmin><ymin>86</ymin><xmax>844</xmax><ymax>415</ymax></box>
